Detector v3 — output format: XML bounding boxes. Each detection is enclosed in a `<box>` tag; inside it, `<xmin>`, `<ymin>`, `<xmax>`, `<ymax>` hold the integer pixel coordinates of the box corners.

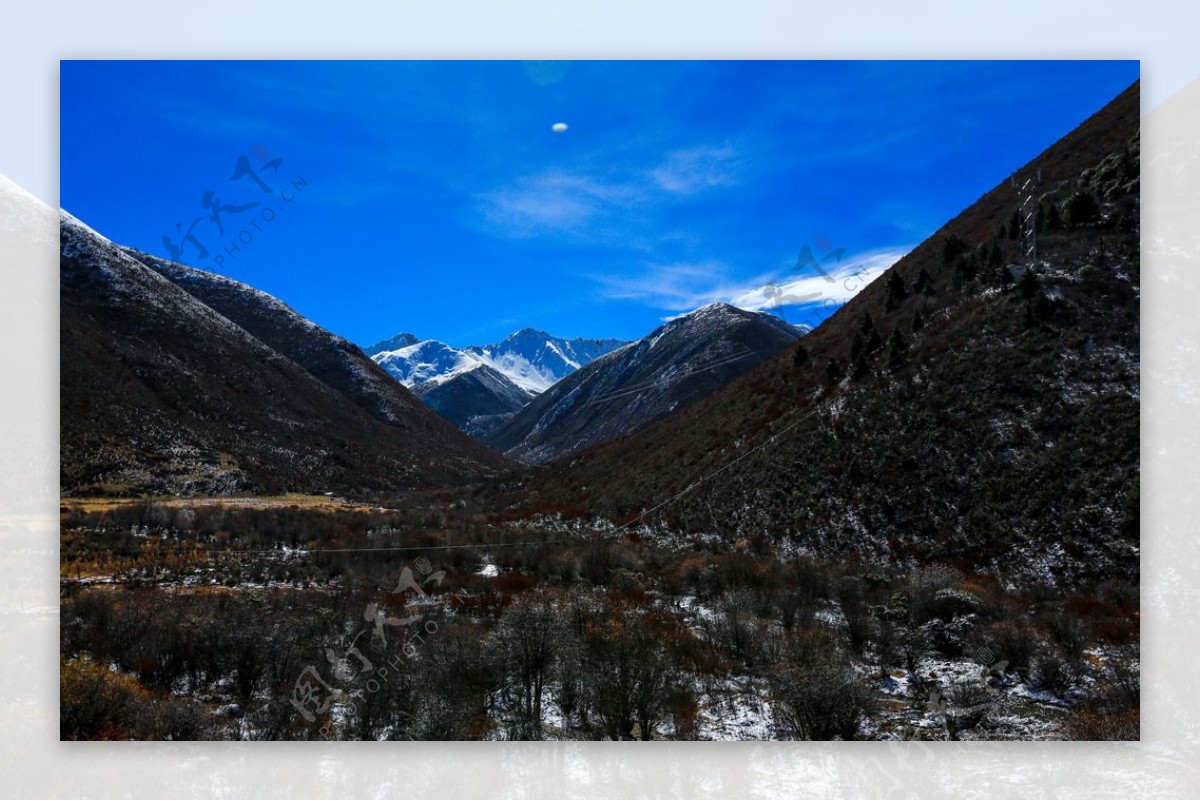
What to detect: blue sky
<box><xmin>60</xmin><ymin>60</ymin><xmax>1139</xmax><ymax>347</ymax></box>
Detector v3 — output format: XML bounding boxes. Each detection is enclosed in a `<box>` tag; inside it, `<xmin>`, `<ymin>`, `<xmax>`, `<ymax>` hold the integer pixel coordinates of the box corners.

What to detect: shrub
<box><xmin>824</xmin><ymin>358</ymin><xmax>844</xmax><ymax>384</ymax></box>
<box><xmin>978</xmin><ymin>621</ymin><xmax>1036</xmax><ymax>678</ymax></box>
<box><xmin>1030</xmin><ymin>650</ymin><xmax>1085</xmax><ymax>696</ymax></box>
<box><xmin>771</xmin><ymin>633</ymin><xmax>874</xmax><ymax>740</ymax></box>
<box><xmin>883</xmin><ymin>272</ymin><xmax>908</xmax><ymax>311</ymax></box>
<box><xmin>1065</xmin><ymin>191</ymin><xmax>1099</xmax><ymax>228</ymax></box>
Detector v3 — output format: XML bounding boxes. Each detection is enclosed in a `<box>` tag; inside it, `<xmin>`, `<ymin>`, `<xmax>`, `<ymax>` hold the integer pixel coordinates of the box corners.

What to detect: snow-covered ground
<box><xmin>694</xmin><ymin>676</ymin><xmax>775</xmax><ymax>740</ymax></box>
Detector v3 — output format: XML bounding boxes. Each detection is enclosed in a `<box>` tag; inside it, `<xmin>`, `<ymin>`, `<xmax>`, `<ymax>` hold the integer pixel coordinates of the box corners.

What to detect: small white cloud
<box><xmin>551</xmin><ymin>122</ymin><xmax>568</xmax><ymax>133</ymax></box>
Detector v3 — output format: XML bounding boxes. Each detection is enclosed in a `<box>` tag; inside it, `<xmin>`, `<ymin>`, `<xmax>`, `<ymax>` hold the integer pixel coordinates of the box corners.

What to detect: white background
<box><xmin>1</xmin><ymin>1</ymin><xmax>1198</xmax><ymax>797</ymax></box>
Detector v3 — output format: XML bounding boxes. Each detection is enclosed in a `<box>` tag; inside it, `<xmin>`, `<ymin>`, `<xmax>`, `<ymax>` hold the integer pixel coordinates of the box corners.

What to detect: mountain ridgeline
<box><xmin>492</xmin><ymin>81</ymin><xmax>1141</xmax><ymax>588</ymax></box>
<box><xmin>485</xmin><ymin>304</ymin><xmax>805</xmax><ymax>464</ymax></box>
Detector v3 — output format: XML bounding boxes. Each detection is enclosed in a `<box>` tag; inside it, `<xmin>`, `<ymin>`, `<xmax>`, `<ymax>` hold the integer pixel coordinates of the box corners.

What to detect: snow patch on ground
<box><xmin>694</xmin><ymin>676</ymin><xmax>774</xmax><ymax>741</ymax></box>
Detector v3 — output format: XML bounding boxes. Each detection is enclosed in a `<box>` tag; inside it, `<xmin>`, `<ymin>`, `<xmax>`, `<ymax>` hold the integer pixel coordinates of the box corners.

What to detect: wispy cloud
<box><xmin>593</xmin><ymin>260</ymin><xmax>775</xmax><ymax>311</ymax></box>
<box><xmin>475</xmin><ymin>141</ymin><xmax>746</xmax><ymax>241</ymax></box>
<box><xmin>478</xmin><ymin>170</ymin><xmax>646</xmax><ymax>238</ymax></box>
<box><xmin>650</xmin><ymin>144</ymin><xmax>741</xmax><ymax>195</ymax></box>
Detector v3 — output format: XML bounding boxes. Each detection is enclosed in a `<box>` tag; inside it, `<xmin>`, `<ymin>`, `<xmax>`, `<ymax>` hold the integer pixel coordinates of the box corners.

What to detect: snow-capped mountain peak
<box><xmin>369</xmin><ymin>330</ymin><xmax>630</xmax><ymax>396</ymax></box>
<box><xmin>363</xmin><ymin>331</ymin><xmax>419</xmax><ymax>356</ymax></box>
<box><xmin>372</xmin><ymin>339</ymin><xmax>482</xmax><ymax>388</ymax></box>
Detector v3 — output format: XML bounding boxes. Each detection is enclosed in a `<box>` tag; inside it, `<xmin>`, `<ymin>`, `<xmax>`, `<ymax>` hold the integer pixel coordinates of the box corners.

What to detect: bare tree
<box><xmin>414</xmin><ymin>623</ymin><xmax>497</xmax><ymax>740</ymax></box>
<box><xmin>491</xmin><ymin>592</ymin><xmax>574</xmax><ymax>739</ymax></box>
<box><xmin>584</xmin><ymin>609</ymin><xmax>674</xmax><ymax>741</ymax></box>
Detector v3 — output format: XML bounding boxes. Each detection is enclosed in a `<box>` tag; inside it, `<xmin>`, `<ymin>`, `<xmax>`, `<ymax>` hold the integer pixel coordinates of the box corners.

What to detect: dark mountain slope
<box><xmin>495</xmin><ymin>81</ymin><xmax>1140</xmax><ymax>587</ymax></box>
<box><xmin>412</xmin><ymin>364</ymin><xmax>535</xmax><ymax>438</ymax></box>
<box><xmin>485</xmin><ymin>303</ymin><xmax>803</xmax><ymax>464</ymax></box>
<box><xmin>61</xmin><ymin>217</ymin><xmax>511</xmax><ymax>496</ymax></box>
<box><xmin>127</xmin><ymin>250</ymin><xmax>441</xmax><ymax>431</ymax></box>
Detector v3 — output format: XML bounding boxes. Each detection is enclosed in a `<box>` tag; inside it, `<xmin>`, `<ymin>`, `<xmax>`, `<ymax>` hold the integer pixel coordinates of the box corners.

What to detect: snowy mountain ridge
<box><xmin>370</xmin><ymin>328</ymin><xmax>630</xmax><ymax>395</ymax></box>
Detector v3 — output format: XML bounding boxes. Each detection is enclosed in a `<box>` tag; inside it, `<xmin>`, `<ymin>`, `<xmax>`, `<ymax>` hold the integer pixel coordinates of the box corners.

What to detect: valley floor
<box><xmin>59</xmin><ymin>493</ymin><xmax>1139</xmax><ymax>742</ymax></box>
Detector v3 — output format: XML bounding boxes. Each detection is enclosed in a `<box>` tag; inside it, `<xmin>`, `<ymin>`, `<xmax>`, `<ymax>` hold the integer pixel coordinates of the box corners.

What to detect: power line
<box><xmin>610</xmin><ymin>382</ymin><xmax>854</xmax><ymax>534</ymax></box>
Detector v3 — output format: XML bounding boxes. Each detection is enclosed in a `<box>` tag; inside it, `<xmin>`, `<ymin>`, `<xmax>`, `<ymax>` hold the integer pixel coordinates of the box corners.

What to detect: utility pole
<box><xmin>1014</xmin><ymin>170</ymin><xmax>1041</xmax><ymax>267</ymax></box>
